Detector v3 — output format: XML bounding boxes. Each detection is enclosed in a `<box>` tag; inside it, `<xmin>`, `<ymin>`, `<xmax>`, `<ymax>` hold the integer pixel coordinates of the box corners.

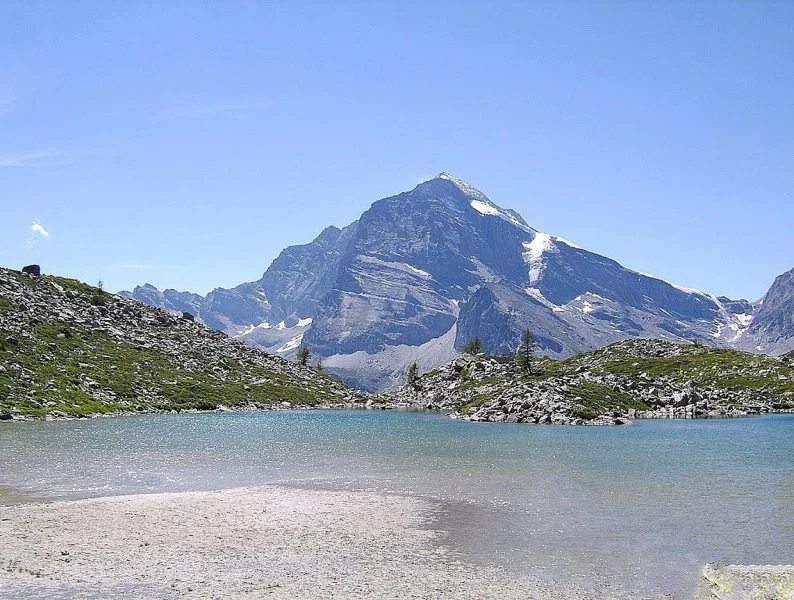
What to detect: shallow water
<box><xmin>2</xmin><ymin>410</ymin><xmax>793</xmax><ymax>597</ymax></box>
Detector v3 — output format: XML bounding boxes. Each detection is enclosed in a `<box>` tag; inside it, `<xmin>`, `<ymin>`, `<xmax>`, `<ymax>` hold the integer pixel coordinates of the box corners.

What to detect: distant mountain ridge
<box><xmin>120</xmin><ymin>173</ymin><xmax>791</xmax><ymax>391</ymax></box>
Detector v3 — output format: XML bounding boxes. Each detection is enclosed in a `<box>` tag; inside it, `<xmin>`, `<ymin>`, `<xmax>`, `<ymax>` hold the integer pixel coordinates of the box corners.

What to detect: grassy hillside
<box><xmin>0</xmin><ymin>268</ymin><xmax>364</xmax><ymax>419</ymax></box>
<box><xmin>551</xmin><ymin>339</ymin><xmax>794</xmax><ymax>398</ymax></box>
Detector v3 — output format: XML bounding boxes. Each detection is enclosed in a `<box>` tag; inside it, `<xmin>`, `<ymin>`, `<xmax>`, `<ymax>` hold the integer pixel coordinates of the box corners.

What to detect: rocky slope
<box><xmin>387</xmin><ymin>339</ymin><xmax>794</xmax><ymax>425</ymax></box>
<box><xmin>740</xmin><ymin>265</ymin><xmax>794</xmax><ymax>356</ymax></box>
<box><xmin>122</xmin><ymin>173</ymin><xmax>786</xmax><ymax>392</ymax></box>
<box><xmin>0</xmin><ymin>267</ymin><xmax>365</xmax><ymax>419</ymax></box>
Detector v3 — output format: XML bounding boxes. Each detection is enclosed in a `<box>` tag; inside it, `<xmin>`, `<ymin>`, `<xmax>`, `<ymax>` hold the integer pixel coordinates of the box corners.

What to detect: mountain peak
<box><xmin>415</xmin><ymin>173</ymin><xmax>532</xmax><ymax>232</ymax></box>
<box><xmin>433</xmin><ymin>172</ymin><xmax>487</xmax><ymax>200</ymax></box>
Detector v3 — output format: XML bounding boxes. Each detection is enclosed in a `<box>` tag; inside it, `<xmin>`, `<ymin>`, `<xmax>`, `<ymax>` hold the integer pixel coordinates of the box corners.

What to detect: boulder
<box><xmin>22</xmin><ymin>264</ymin><xmax>41</xmax><ymax>276</ymax></box>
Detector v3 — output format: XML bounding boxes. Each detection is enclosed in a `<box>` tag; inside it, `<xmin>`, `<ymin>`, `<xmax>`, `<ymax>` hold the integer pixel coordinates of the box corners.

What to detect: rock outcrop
<box><xmin>387</xmin><ymin>339</ymin><xmax>793</xmax><ymax>425</ymax></box>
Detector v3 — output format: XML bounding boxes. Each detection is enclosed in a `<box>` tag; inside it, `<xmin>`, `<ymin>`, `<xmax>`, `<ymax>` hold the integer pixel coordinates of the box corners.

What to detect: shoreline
<box><xmin>0</xmin><ymin>484</ymin><xmax>653</xmax><ymax>600</ymax></box>
<box><xmin>2</xmin><ymin>401</ymin><xmax>791</xmax><ymax>425</ymax></box>
<box><xmin>0</xmin><ymin>401</ymin><xmax>388</xmax><ymax>423</ymax></box>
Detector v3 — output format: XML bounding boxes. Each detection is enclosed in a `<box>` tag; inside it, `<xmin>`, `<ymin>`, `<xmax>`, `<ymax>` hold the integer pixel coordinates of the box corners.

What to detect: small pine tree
<box><xmin>297</xmin><ymin>346</ymin><xmax>310</xmax><ymax>366</ymax></box>
<box><xmin>514</xmin><ymin>329</ymin><xmax>536</xmax><ymax>375</ymax></box>
<box><xmin>315</xmin><ymin>359</ymin><xmax>323</xmax><ymax>373</ymax></box>
<box><xmin>406</xmin><ymin>362</ymin><xmax>418</xmax><ymax>387</ymax></box>
<box><xmin>463</xmin><ymin>337</ymin><xmax>483</xmax><ymax>355</ymax></box>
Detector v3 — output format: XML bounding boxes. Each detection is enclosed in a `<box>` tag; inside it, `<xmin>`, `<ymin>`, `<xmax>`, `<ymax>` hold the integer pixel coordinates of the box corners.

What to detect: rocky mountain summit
<box><xmin>387</xmin><ymin>339</ymin><xmax>794</xmax><ymax>425</ymax></box>
<box><xmin>121</xmin><ymin>174</ymin><xmax>791</xmax><ymax>392</ymax></box>
<box><xmin>0</xmin><ymin>267</ymin><xmax>365</xmax><ymax>419</ymax></box>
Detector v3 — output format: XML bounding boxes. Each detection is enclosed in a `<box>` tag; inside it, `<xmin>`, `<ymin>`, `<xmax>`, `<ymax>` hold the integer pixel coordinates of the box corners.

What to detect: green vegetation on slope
<box><xmin>0</xmin><ymin>268</ymin><xmax>363</xmax><ymax>418</ymax></box>
<box><xmin>0</xmin><ymin>298</ymin><xmax>14</xmax><ymax>314</ymax></box>
<box><xmin>567</xmin><ymin>382</ymin><xmax>648</xmax><ymax>421</ymax></box>
<box><xmin>560</xmin><ymin>340</ymin><xmax>794</xmax><ymax>398</ymax></box>
<box><xmin>0</xmin><ymin>321</ymin><xmax>343</xmax><ymax>417</ymax></box>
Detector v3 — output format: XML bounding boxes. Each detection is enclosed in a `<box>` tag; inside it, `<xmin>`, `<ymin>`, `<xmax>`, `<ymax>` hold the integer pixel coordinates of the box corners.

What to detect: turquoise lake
<box><xmin>2</xmin><ymin>410</ymin><xmax>793</xmax><ymax>598</ymax></box>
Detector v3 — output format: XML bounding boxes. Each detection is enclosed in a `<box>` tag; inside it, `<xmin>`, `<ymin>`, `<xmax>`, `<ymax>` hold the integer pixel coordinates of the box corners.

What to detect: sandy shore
<box><xmin>0</xmin><ymin>485</ymin><xmax>645</xmax><ymax>599</ymax></box>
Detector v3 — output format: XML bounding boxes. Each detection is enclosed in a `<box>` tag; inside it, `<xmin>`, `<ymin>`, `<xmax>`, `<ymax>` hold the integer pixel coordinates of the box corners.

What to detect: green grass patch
<box><xmin>593</xmin><ymin>348</ymin><xmax>794</xmax><ymax>394</ymax></box>
<box><xmin>0</xmin><ymin>298</ymin><xmax>15</xmax><ymax>314</ymax></box>
<box><xmin>567</xmin><ymin>382</ymin><xmax>648</xmax><ymax>421</ymax></box>
<box><xmin>0</xmin><ymin>320</ymin><xmax>335</xmax><ymax>417</ymax></box>
<box><xmin>10</xmin><ymin>271</ymin><xmax>105</xmax><ymax>299</ymax></box>
<box><xmin>458</xmin><ymin>391</ymin><xmax>497</xmax><ymax>414</ymax></box>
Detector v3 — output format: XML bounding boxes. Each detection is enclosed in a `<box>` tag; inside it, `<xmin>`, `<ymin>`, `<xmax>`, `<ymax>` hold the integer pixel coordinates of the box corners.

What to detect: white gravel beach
<box><xmin>0</xmin><ymin>485</ymin><xmax>645</xmax><ymax>599</ymax></box>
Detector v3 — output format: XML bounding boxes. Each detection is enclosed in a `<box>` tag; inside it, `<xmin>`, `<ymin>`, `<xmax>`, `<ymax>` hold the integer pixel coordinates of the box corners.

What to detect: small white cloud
<box><xmin>24</xmin><ymin>220</ymin><xmax>51</xmax><ymax>250</ymax></box>
<box><xmin>31</xmin><ymin>220</ymin><xmax>49</xmax><ymax>238</ymax></box>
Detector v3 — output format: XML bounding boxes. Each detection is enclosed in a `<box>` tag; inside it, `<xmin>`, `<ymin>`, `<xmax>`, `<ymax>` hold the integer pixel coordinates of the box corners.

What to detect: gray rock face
<box><xmin>304</xmin><ymin>175</ymin><xmax>531</xmax><ymax>357</ymax></box>
<box><xmin>741</xmin><ymin>266</ymin><xmax>794</xmax><ymax>355</ymax></box>
<box><xmin>120</xmin><ymin>173</ymin><xmax>791</xmax><ymax>391</ymax></box>
<box><xmin>120</xmin><ymin>224</ymin><xmax>356</xmax><ymax>356</ymax></box>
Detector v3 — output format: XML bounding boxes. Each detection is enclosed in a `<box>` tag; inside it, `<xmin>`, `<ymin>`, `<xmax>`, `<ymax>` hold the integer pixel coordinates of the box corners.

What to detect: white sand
<box><xmin>0</xmin><ymin>485</ymin><xmax>640</xmax><ymax>599</ymax></box>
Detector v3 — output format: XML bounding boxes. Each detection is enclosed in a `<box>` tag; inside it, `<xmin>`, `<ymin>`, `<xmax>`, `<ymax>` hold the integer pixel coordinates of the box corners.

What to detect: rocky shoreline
<box><xmin>0</xmin><ymin>400</ymin><xmax>367</xmax><ymax>422</ymax></box>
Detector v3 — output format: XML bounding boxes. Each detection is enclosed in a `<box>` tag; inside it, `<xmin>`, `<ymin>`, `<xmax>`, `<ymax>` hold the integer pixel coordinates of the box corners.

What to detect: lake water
<box><xmin>2</xmin><ymin>410</ymin><xmax>793</xmax><ymax>598</ymax></box>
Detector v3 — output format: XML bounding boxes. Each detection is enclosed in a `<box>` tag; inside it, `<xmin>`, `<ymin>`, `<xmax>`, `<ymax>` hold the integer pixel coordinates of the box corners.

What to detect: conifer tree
<box><xmin>515</xmin><ymin>329</ymin><xmax>536</xmax><ymax>374</ymax></box>
<box><xmin>297</xmin><ymin>346</ymin><xmax>310</xmax><ymax>366</ymax></box>
<box><xmin>463</xmin><ymin>337</ymin><xmax>483</xmax><ymax>355</ymax></box>
<box><xmin>406</xmin><ymin>362</ymin><xmax>418</xmax><ymax>387</ymax></box>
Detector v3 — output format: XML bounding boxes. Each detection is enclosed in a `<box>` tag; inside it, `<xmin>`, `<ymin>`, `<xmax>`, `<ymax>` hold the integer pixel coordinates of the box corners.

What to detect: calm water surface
<box><xmin>2</xmin><ymin>410</ymin><xmax>793</xmax><ymax>597</ymax></box>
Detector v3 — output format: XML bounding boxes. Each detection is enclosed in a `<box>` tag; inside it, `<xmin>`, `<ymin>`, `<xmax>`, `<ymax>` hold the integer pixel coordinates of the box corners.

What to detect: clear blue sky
<box><xmin>2</xmin><ymin>1</ymin><xmax>792</xmax><ymax>301</ymax></box>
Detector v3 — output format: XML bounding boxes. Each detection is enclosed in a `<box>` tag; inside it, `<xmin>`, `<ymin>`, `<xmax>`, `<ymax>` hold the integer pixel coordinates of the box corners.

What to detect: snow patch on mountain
<box><xmin>469</xmin><ymin>199</ymin><xmax>529</xmax><ymax>230</ymax></box>
<box><xmin>735</xmin><ymin>313</ymin><xmax>753</xmax><ymax>327</ymax></box>
<box><xmin>277</xmin><ymin>334</ymin><xmax>304</xmax><ymax>353</ymax></box>
<box><xmin>234</xmin><ymin>316</ymin><xmax>314</xmax><ymax>358</ymax></box>
<box><xmin>437</xmin><ymin>173</ymin><xmax>529</xmax><ymax>230</ymax></box>
<box><xmin>405</xmin><ymin>264</ymin><xmax>431</xmax><ymax>278</ymax></box>
<box><xmin>521</xmin><ymin>232</ymin><xmax>591</xmax><ymax>287</ymax></box>
<box><xmin>523</xmin><ymin>233</ymin><xmax>555</xmax><ymax>284</ymax></box>
<box><xmin>469</xmin><ymin>199</ymin><xmax>499</xmax><ymax>217</ymax></box>
<box><xmin>553</xmin><ymin>236</ymin><xmax>583</xmax><ymax>250</ymax></box>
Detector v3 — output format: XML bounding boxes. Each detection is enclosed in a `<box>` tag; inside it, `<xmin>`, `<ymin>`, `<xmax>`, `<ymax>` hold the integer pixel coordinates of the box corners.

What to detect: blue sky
<box><xmin>1</xmin><ymin>1</ymin><xmax>792</xmax><ymax>301</ymax></box>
